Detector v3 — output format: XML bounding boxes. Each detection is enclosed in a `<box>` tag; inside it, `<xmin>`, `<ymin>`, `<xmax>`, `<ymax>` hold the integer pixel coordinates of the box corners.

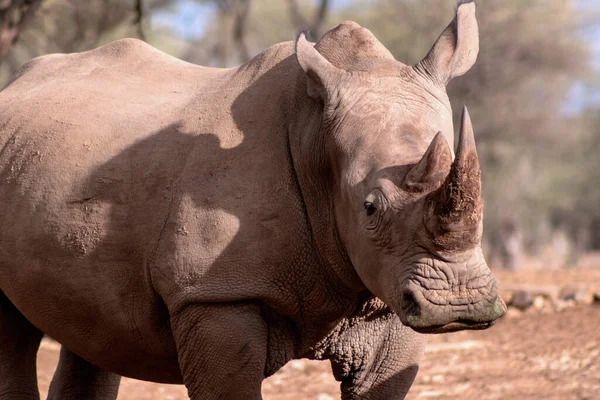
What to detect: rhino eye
<box><xmin>364</xmin><ymin>201</ymin><xmax>377</xmax><ymax>216</ymax></box>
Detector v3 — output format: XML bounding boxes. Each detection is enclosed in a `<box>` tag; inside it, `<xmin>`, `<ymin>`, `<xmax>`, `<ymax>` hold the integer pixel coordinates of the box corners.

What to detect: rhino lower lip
<box><xmin>411</xmin><ymin>319</ymin><xmax>498</xmax><ymax>334</ymax></box>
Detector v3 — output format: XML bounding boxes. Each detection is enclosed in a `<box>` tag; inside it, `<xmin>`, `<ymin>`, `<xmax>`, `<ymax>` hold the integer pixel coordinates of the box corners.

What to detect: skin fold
<box><xmin>0</xmin><ymin>1</ymin><xmax>504</xmax><ymax>399</ymax></box>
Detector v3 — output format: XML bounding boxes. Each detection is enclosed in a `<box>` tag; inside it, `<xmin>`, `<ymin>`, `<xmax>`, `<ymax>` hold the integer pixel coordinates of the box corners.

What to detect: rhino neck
<box><xmin>226</xmin><ymin>46</ymin><xmax>365</xmax><ymax>326</ymax></box>
<box><xmin>287</xmin><ymin>78</ymin><xmax>367</xmax><ymax>300</ymax></box>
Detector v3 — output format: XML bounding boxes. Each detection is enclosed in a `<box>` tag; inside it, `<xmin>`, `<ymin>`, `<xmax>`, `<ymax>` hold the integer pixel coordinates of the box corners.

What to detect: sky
<box><xmin>152</xmin><ymin>0</ymin><xmax>213</xmax><ymax>40</ymax></box>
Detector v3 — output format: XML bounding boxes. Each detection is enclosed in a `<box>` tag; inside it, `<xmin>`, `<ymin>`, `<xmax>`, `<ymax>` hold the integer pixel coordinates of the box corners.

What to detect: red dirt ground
<box><xmin>36</xmin><ymin>268</ymin><xmax>600</xmax><ymax>400</ymax></box>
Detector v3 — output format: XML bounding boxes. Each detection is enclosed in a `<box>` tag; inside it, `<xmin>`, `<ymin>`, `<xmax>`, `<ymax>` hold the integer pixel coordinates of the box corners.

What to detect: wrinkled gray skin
<box><xmin>0</xmin><ymin>1</ymin><xmax>505</xmax><ymax>399</ymax></box>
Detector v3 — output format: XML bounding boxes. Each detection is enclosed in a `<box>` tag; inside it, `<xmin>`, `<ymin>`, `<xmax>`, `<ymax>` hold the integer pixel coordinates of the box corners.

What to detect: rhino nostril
<box><xmin>403</xmin><ymin>292</ymin><xmax>420</xmax><ymax>317</ymax></box>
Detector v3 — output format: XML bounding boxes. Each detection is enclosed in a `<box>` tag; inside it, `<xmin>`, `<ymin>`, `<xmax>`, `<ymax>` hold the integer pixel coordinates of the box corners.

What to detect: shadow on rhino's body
<box><xmin>50</xmin><ymin>52</ymin><xmax>365</xmax><ymax>381</ymax></box>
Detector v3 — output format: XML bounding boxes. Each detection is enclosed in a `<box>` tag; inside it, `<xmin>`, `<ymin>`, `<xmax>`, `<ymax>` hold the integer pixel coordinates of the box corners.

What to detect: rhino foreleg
<box><xmin>47</xmin><ymin>346</ymin><xmax>121</xmax><ymax>400</ymax></box>
<box><xmin>0</xmin><ymin>291</ymin><xmax>44</xmax><ymax>400</ymax></box>
<box><xmin>170</xmin><ymin>302</ymin><xmax>268</xmax><ymax>400</ymax></box>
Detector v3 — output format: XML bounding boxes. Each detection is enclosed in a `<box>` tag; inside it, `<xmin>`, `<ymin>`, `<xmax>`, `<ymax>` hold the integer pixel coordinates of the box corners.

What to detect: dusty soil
<box><xmin>36</xmin><ymin>268</ymin><xmax>600</xmax><ymax>400</ymax></box>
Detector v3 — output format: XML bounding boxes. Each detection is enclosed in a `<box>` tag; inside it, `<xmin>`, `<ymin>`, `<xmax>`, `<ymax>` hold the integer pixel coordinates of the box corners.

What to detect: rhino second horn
<box><xmin>436</xmin><ymin>105</ymin><xmax>483</xmax><ymax>231</ymax></box>
<box><xmin>403</xmin><ymin>132</ymin><xmax>452</xmax><ymax>193</ymax></box>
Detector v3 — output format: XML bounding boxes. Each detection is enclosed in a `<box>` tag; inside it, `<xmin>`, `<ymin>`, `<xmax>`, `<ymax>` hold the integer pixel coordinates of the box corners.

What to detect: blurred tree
<box><xmin>287</xmin><ymin>0</ymin><xmax>329</xmax><ymax>39</ymax></box>
<box><xmin>0</xmin><ymin>0</ymin><xmax>169</xmax><ymax>83</ymax></box>
<box><xmin>135</xmin><ymin>0</ymin><xmax>149</xmax><ymax>40</ymax></box>
<box><xmin>542</xmin><ymin>109</ymin><xmax>600</xmax><ymax>259</ymax></box>
<box><xmin>0</xmin><ymin>0</ymin><xmax>42</xmax><ymax>63</ymax></box>
<box><xmin>206</xmin><ymin>0</ymin><xmax>252</xmax><ymax>65</ymax></box>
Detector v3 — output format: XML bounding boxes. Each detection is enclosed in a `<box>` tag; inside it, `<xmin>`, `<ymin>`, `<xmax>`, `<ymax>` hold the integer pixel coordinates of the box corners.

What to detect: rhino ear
<box><xmin>295</xmin><ymin>31</ymin><xmax>343</xmax><ymax>100</ymax></box>
<box><xmin>403</xmin><ymin>132</ymin><xmax>453</xmax><ymax>192</ymax></box>
<box><xmin>415</xmin><ymin>0</ymin><xmax>479</xmax><ymax>85</ymax></box>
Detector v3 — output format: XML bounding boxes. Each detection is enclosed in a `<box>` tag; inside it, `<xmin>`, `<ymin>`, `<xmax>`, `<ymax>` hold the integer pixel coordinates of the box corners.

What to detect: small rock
<box><xmin>456</xmin><ymin>383</ymin><xmax>472</xmax><ymax>393</ymax></box>
<box><xmin>316</xmin><ymin>394</ymin><xmax>334</xmax><ymax>400</ymax></box>
<box><xmin>559</xmin><ymin>286</ymin><xmax>578</xmax><ymax>300</ymax></box>
<box><xmin>287</xmin><ymin>360</ymin><xmax>306</xmax><ymax>371</ymax></box>
<box><xmin>510</xmin><ymin>290</ymin><xmax>534</xmax><ymax>310</ymax></box>
<box><xmin>504</xmin><ymin>307</ymin><xmax>523</xmax><ymax>319</ymax></box>
<box><xmin>555</xmin><ymin>299</ymin><xmax>570</xmax><ymax>311</ymax></box>
<box><xmin>577</xmin><ymin>290</ymin><xmax>595</xmax><ymax>305</ymax></box>
<box><xmin>533</xmin><ymin>296</ymin><xmax>546</xmax><ymax>310</ymax></box>
<box><xmin>270</xmin><ymin>376</ymin><xmax>283</xmax><ymax>385</ymax></box>
<box><xmin>418</xmin><ymin>391</ymin><xmax>444</xmax><ymax>398</ymax></box>
<box><xmin>501</xmin><ymin>291</ymin><xmax>514</xmax><ymax>305</ymax></box>
<box><xmin>560</xmin><ymin>287</ymin><xmax>595</xmax><ymax>305</ymax></box>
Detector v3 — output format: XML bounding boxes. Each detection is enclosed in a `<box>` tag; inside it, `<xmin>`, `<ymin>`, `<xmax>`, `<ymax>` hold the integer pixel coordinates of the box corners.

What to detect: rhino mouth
<box><xmin>411</xmin><ymin>318</ymin><xmax>498</xmax><ymax>334</ymax></box>
<box><xmin>399</xmin><ymin>279</ymin><xmax>507</xmax><ymax>335</ymax></box>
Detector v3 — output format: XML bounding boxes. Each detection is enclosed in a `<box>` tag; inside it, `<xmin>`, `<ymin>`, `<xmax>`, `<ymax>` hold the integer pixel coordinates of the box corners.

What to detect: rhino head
<box><xmin>294</xmin><ymin>0</ymin><xmax>506</xmax><ymax>333</ymax></box>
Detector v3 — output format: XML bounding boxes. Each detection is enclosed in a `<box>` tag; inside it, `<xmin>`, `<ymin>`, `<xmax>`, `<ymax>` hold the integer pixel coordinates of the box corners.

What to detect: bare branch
<box><xmin>287</xmin><ymin>0</ymin><xmax>329</xmax><ymax>40</ymax></box>
<box><xmin>288</xmin><ymin>0</ymin><xmax>309</xmax><ymax>31</ymax></box>
<box><xmin>134</xmin><ymin>0</ymin><xmax>147</xmax><ymax>41</ymax></box>
<box><xmin>213</xmin><ymin>2</ymin><xmax>234</xmax><ymax>67</ymax></box>
<box><xmin>312</xmin><ymin>0</ymin><xmax>328</xmax><ymax>39</ymax></box>
<box><xmin>232</xmin><ymin>0</ymin><xmax>250</xmax><ymax>62</ymax></box>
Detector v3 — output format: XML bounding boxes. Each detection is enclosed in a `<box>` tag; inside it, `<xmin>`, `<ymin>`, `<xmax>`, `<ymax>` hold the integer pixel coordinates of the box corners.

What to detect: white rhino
<box><xmin>0</xmin><ymin>1</ymin><xmax>505</xmax><ymax>399</ymax></box>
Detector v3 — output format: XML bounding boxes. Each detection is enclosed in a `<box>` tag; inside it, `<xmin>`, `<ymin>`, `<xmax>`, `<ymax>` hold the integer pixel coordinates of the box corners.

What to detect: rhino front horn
<box><xmin>437</xmin><ymin>105</ymin><xmax>483</xmax><ymax>231</ymax></box>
